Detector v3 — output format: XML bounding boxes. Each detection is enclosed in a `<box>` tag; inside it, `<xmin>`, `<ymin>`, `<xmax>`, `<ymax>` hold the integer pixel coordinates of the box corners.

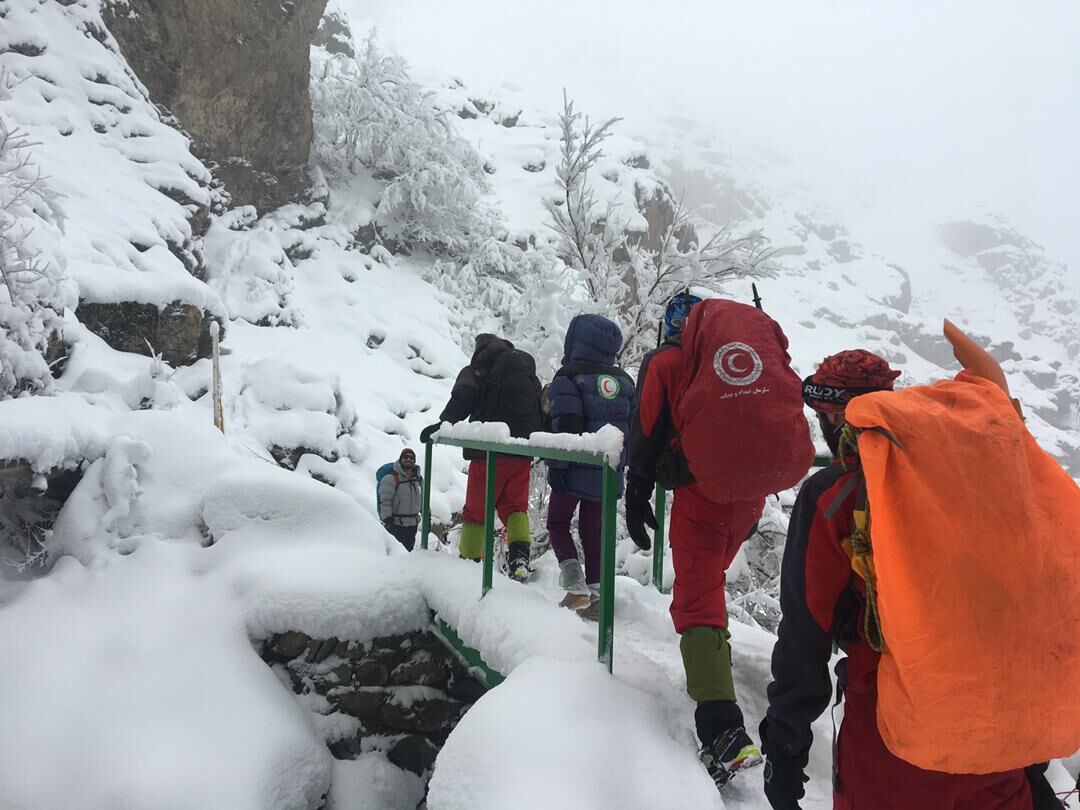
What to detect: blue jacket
<box><xmin>546</xmin><ymin>315</ymin><xmax>636</xmax><ymax>500</ymax></box>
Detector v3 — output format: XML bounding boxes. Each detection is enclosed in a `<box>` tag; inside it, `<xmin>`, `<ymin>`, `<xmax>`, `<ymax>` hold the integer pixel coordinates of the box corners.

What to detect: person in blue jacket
<box><xmin>545</xmin><ymin>314</ymin><xmax>635</xmax><ymax>620</ymax></box>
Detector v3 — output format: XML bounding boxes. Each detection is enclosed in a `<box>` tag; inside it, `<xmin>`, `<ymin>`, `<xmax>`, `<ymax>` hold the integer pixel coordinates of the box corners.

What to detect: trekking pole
<box><xmin>1058</xmin><ymin>774</ymin><xmax>1080</xmax><ymax>807</ymax></box>
<box><xmin>598</xmin><ymin>461</ymin><xmax>618</xmax><ymax>673</ymax></box>
<box><xmin>656</xmin><ymin>318</ymin><xmax>664</xmax><ymax>348</ymax></box>
<box><xmin>652</xmin><ymin>487</ymin><xmax>667</xmax><ymax>593</ymax></box>
<box><xmin>751</xmin><ymin>282</ymin><xmax>763</xmax><ymax>311</ymax></box>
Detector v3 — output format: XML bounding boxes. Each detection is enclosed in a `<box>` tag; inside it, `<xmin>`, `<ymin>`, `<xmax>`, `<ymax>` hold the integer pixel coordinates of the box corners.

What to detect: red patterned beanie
<box><xmin>802</xmin><ymin>349</ymin><xmax>901</xmax><ymax>413</ymax></box>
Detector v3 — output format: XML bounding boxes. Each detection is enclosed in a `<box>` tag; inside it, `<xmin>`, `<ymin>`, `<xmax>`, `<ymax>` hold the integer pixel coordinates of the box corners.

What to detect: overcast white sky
<box><xmin>344</xmin><ymin>0</ymin><xmax>1080</xmax><ymax>276</ymax></box>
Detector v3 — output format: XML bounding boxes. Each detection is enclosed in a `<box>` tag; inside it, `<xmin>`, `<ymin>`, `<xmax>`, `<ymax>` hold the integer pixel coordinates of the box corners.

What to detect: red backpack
<box><xmin>673</xmin><ymin>299</ymin><xmax>814</xmax><ymax>502</ymax></box>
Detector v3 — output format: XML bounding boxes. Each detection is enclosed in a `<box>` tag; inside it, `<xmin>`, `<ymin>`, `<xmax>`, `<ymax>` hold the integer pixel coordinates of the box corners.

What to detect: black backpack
<box><xmin>475</xmin><ymin>348</ymin><xmax>543</xmax><ymax>439</ymax></box>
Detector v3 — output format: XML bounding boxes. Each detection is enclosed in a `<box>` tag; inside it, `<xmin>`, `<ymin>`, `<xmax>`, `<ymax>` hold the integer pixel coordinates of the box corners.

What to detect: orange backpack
<box><xmin>839</xmin><ymin>327</ymin><xmax>1080</xmax><ymax>775</ymax></box>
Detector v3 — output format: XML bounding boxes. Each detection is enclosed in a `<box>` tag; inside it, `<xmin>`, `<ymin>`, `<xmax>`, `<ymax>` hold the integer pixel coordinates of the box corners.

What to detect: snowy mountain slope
<box><xmin>0</xmin><ymin>2</ymin><xmax>1077</xmax><ymax>809</ymax></box>
<box><xmin>0</xmin><ymin>0</ymin><xmax>219</xmax><ymax>313</ymax></box>
<box><xmin>348</xmin><ymin>13</ymin><xmax>1078</xmax><ymax>475</ymax></box>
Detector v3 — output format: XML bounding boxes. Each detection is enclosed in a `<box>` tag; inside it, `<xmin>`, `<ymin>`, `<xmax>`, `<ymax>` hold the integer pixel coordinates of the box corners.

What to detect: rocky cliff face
<box><xmin>105</xmin><ymin>0</ymin><xmax>329</xmax><ymax>212</ymax></box>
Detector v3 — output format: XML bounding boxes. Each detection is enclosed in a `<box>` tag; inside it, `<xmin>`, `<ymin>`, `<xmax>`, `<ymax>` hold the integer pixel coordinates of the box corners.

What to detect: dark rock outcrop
<box><xmin>105</xmin><ymin>0</ymin><xmax>329</xmax><ymax>212</ymax></box>
<box><xmin>388</xmin><ymin>735</ymin><xmax>440</xmax><ymax>776</ymax></box>
<box><xmin>263</xmin><ymin>628</ymin><xmax>485</xmax><ymax>752</ymax></box>
<box><xmin>76</xmin><ymin>300</ymin><xmax>219</xmax><ymax>366</ymax></box>
<box><xmin>312</xmin><ymin>9</ymin><xmax>354</xmax><ymax>57</ymax></box>
<box><xmin>629</xmin><ymin>184</ymin><xmax>697</xmax><ymax>256</ymax></box>
<box><xmin>0</xmin><ymin>463</ymin><xmax>82</xmax><ymax>573</ymax></box>
<box><xmin>262</xmin><ymin>628</ymin><xmax>488</xmax><ymax>799</ymax></box>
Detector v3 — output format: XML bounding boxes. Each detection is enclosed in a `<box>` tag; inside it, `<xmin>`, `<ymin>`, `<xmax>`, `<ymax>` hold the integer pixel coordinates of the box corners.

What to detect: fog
<box><xmin>345</xmin><ymin>0</ymin><xmax>1080</xmax><ymax>277</ymax></box>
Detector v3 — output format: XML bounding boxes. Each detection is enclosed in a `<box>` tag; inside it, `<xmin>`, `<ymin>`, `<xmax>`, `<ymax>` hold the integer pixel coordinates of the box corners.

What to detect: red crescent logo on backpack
<box><xmin>714</xmin><ymin>342</ymin><xmax>763</xmax><ymax>386</ymax></box>
<box><xmin>597</xmin><ymin>375</ymin><xmax>620</xmax><ymax>399</ymax></box>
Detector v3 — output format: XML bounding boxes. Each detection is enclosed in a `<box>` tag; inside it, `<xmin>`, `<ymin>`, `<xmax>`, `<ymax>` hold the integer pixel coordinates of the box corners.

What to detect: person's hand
<box><xmin>624</xmin><ymin>476</ymin><xmax>657</xmax><ymax>551</ymax></box>
<box><xmin>762</xmin><ymin>747</ymin><xmax>809</xmax><ymax>810</ymax></box>
<box><xmin>382</xmin><ymin>519</ymin><xmax>394</xmax><ymax>531</ymax></box>
<box><xmin>419</xmin><ymin>422</ymin><xmax>441</xmax><ymax>444</ymax></box>
<box><xmin>763</xmin><ymin>757</ymin><xmax>808</xmax><ymax>810</ymax></box>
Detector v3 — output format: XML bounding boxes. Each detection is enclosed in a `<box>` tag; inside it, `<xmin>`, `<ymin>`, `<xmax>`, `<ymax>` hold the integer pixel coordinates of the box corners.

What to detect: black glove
<box><xmin>624</xmin><ymin>475</ymin><xmax>658</xmax><ymax>551</ymax></box>
<box><xmin>419</xmin><ymin>422</ymin><xmax>441</xmax><ymax>444</ymax></box>
<box><xmin>760</xmin><ymin>732</ymin><xmax>809</xmax><ymax>810</ymax></box>
<box><xmin>382</xmin><ymin>519</ymin><xmax>394</xmax><ymax>531</ymax></box>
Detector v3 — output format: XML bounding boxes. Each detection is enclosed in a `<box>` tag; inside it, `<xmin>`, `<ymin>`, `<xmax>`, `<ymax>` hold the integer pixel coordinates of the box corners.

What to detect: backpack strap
<box><xmin>848</xmin><ymin>480</ymin><xmax>884</xmax><ymax>653</ymax></box>
<box><xmin>833</xmin><ymin>424</ymin><xmax>885</xmax><ymax>652</ymax></box>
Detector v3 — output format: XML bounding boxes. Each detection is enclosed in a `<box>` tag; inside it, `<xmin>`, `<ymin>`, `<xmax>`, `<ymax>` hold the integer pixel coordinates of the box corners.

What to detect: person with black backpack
<box><xmin>420</xmin><ymin>333</ymin><xmax>544</xmax><ymax>581</ymax></box>
<box><xmin>545</xmin><ymin>314</ymin><xmax>636</xmax><ymax>620</ymax></box>
<box><xmin>625</xmin><ymin>293</ymin><xmax>814</xmax><ymax>791</ymax></box>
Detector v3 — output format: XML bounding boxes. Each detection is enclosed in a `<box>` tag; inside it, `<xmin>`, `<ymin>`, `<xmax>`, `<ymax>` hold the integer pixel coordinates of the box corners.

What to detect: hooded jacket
<box><xmin>438</xmin><ymin>336</ymin><xmax>542</xmax><ymax>460</ymax></box>
<box><xmin>546</xmin><ymin>315</ymin><xmax>635</xmax><ymax>500</ymax></box>
<box><xmin>378</xmin><ymin>461</ymin><xmax>423</xmax><ymax>526</ymax></box>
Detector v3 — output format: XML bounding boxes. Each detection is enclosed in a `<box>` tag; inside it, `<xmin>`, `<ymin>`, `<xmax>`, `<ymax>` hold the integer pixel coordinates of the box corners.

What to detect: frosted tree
<box><xmin>543</xmin><ymin>93</ymin><xmax>776</xmax><ymax>367</ymax></box>
<box><xmin>0</xmin><ymin>90</ymin><xmax>70</xmax><ymax>399</ymax></box>
<box><xmin>543</xmin><ymin>91</ymin><xmax>627</xmax><ymax>318</ymax></box>
<box><xmin>618</xmin><ymin>195</ymin><xmax>777</xmax><ymax>365</ymax></box>
<box><xmin>311</xmin><ymin>34</ymin><xmax>497</xmax><ymax>256</ymax></box>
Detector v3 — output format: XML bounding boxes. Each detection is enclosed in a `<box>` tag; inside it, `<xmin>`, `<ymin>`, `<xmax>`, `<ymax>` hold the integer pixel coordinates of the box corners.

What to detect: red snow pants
<box><xmin>835</xmin><ymin>644</ymin><xmax>1033</xmax><ymax>810</ymax></box>
<box><xmin>668</xmin><ymin>483</ymin><xmax>763</xmax><ymax>634</ymax></box>
<box><xmin>461</xmin><ymin>457</ymin><xmax>531</xmax><ymax>526</ymax></box>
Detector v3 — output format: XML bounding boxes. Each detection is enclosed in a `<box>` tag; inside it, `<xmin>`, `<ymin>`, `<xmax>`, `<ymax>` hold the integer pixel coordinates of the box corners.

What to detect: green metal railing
<box><xmin>647</xmin><ymin>454</ymin><xmax>833</xmax><ymax>593</ymax></box>
<box><xmin>420</xmin><ymin>434</ymin><xmax>621</xmax><ymax>673</ymax></box>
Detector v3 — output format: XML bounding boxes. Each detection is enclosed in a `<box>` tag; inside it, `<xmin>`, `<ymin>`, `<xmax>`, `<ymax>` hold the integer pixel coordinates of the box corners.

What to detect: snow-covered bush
<box><xmin>202</xmin><ymin>206</ymin><xmax>302</xmax><ymax>327</ymax></box>
<box><xmin>312</xmin><ymin>34</ymin><xmax>497</xmax><ymax>255</ymax></box>
<box><xmin>0</xmin><ymin>87</ymin><xmax>73</xmax><ymax>398</ymax></box>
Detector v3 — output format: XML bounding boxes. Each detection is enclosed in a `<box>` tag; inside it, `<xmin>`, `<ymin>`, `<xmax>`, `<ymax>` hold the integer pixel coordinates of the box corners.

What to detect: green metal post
<box><xmin>420</xmin><ymin>442</ymin><xmax>433</xmax><ymax>550</ymax></box>
<box><xmin>652</xmin><ymin>487</ymin><xmax>667</xmax><ymax>592</ymax></box>
<box><xmin>598</xmin><ymin>463</ymin><xmax>618</xmax><ymax>673</ymax></box>
<box><xmin>481</xmin><ymin>451</ymin><xmax>496</xmax><ymax>598</ymax></box>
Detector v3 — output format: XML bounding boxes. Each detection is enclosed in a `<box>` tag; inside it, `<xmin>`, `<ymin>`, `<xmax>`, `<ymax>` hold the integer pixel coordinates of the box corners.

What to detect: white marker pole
<box><xmin>210</xmin><ymin>320</ymin><xmax>224</xmax><ymax>433</ymax></box>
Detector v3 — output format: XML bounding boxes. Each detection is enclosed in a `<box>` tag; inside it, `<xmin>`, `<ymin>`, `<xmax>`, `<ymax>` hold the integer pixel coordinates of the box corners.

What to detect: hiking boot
<box><xmin>558</xmin><ymin>559</ymin><xmax>587</xmax><ymax>592</ymax></box>
<box><xmin>576</xmin><ymin>597</ymin><xmax>601</xmax><ymax>622</ymax></box>
<box><xmin>506</xmin><ymin>541</ymin><xmax>531</xmax><ymax>583</ymax></box>
<box><xmin>699</xmin><ymin>727</ymin><xmax>763</xmax><ymax>788</ymax></box>
<box><xmin>559</xmin><ymin>592</ymin><xmax>592</xmax><ymax>610</ymax></box>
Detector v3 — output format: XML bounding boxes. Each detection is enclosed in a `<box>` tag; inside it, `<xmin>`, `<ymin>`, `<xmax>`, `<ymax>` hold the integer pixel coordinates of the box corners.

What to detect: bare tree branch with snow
<box><xmin>543</xmin><ymin>90</ymin><xmax>627</xmax><ymax>315</ymax></box>
<box><xmin>618</xmin><ymin>195</ymin><xmax>778</xmax><ymax>365</ymax></box>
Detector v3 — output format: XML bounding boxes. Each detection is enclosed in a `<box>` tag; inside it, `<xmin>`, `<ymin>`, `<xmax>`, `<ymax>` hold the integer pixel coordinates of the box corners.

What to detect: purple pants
<box><xmin>546</xmin><ymin>491</ymin><xmax>602</xmax><ymax>585</ymax></box>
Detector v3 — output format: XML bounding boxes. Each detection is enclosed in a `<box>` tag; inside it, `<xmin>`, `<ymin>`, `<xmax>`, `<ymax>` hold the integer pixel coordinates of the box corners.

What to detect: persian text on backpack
<box><xmin>840</xmin><ymin>372</ymin><xmax>1080</xmax><ymax>774</ymax></box>
<box><xmin>672</xmin><ymin>299</ymin><xmax>814</xmax><ymax>501</ymax></box>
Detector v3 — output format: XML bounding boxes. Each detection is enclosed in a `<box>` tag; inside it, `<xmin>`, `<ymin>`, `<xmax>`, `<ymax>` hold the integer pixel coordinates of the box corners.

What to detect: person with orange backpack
<box><xmin>759</xmin><ymin>344</ymin><xmax>1076</xmax><ymax>810</ymax></box>
<box><xmin>626</xmin><ymin>292</ymin><xmax>815</xmax><ymax>789</ymax></box>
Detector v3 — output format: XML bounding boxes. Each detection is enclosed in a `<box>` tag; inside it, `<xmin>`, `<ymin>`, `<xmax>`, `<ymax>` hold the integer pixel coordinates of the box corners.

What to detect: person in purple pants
<box><xmin>545</xmin><ymin>314</ymin><xmax>635</xmax><ymax>620</ymax></box>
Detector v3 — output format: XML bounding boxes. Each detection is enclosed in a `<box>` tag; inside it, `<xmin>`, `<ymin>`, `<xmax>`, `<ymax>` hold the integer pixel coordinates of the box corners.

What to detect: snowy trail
<box><xmin>420</xmin><ymin>547</ymin><xmax>837</xmax><ymax>810</ymax></box>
